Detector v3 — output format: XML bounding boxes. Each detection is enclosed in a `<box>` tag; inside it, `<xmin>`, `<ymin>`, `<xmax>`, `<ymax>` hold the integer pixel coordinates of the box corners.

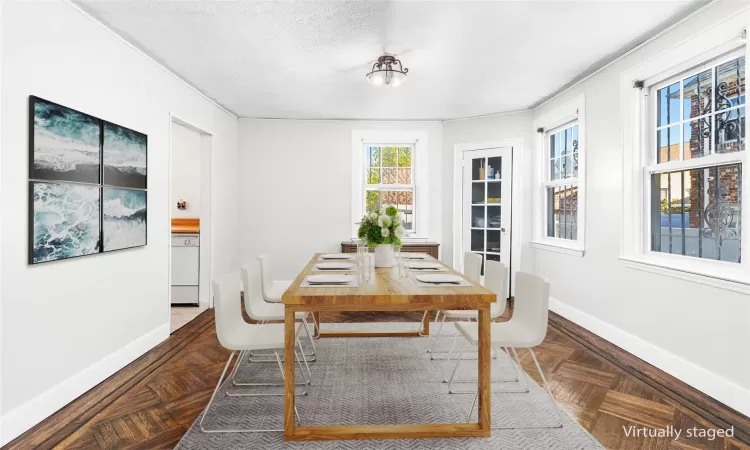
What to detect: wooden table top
<box><xmin>282</xmin><ymin>253</ymin><xmax>496</xmax><ymax>308</ymax></box>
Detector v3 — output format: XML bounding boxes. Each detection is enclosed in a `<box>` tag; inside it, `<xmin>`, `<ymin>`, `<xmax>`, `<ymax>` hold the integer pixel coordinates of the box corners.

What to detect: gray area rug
<box><xmin>176</xmin><ymin>322</ymin><xmax>603</xmax><ymax>449</ymax></box>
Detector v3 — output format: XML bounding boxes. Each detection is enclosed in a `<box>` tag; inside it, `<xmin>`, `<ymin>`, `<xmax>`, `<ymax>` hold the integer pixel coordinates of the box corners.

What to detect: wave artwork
<box><xmin>103</xmin><ymin>187</ymin><xmax>147</xmax><ymax>252</ymax></box>
<box><xmin>31</xmin><ymin>97</ymin><xmax>101</xmax><ymax>184</ymax></box>
<box><xmin>103</xmin><ymin>122</ymin><xmax>147</xmax><ymax>189</ymax></box>
<box><xmin>31</xmin><ymin>182</ymin><xmax>101</xmax><ymax>264</ymax></box>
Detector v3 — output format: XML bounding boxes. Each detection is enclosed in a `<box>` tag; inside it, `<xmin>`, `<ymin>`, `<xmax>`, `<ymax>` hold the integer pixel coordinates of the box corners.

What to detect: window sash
<box><xmin>542</xmin><ymin>121</ymin><xmax>581</xmax><ymax>242</ymax></box>
<box><xmin>648</xmin><ymin>49</ymin><xmax>745</xmax><ymax>166</ymax></box>
<box><xmin>361</xmin><ymin>143</ymin><xmax>417</xmax><ymax>234</ymax></box>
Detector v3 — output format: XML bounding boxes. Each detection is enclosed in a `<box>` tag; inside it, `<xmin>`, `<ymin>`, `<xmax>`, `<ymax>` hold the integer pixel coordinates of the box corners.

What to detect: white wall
<box><xmin>170</xmin><ymin>122</ymin><xmax>202</xmax><ymax>218</ymax></box>
<box><xmin>531</xmin><ymin>1</ymin><xmax>750</xmax><ymax>415</ymax></box>
<box><xmin>0</xmin><ymin>0</ymin><xmax>238</xmax><ymax>443</ymax></box>
<box><xmin>238</xmin><ymin>119</ymin><xmax>442</xmax><ymax>279</ymax></box>
<box><xmin>441</xmin><ymin>112</ymin><xmax>534</xmax><ymax>269</ymax></box>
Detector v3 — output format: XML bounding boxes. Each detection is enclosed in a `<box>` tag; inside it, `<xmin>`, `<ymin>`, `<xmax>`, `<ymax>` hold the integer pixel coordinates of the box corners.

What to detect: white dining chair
<box><xmin>200</xmin><ymin>271</ymin><xmax>309</xmax><ymax>433</ymax></box>
<box><xmin>425</xmin><ymin>253</ymin><xmax>496</xmax><ymax>360</ymax></box>
<box><xmin>449</xmin><ymin>271</ymin><xmax>563</xmax><ymax>429</ymax></box>
<box><xmin>257</xmin><ymin>254</ymin><xmax>293</xmax><ymax>303</ymax></box>
<box><xmin>240</xmin><ymin>264</ymin><xmax>317</xmax><ymax>362</ymax></box>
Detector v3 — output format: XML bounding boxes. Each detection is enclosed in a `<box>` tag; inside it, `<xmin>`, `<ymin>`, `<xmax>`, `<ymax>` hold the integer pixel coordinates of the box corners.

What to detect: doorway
<box><xmin>169</xmin><ymin>116</ymin><xmax>213</xmax><ymax>333</ymax></box>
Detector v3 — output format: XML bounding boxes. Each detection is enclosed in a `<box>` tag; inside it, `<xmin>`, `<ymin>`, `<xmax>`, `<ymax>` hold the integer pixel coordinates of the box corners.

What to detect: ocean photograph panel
<box><xmin>31</xmin><ymin>182</ymin><xmax>101</xmax><ymax>264</ymax></box>
<box><xmin>103</xmin><ymin>122</ymin><xmax>147</xmax><ymax>189</ymax></box>
<box><xmin>103</xmin><ymin>187</ymin><xmax>147</xmax><ymax>252</ymax></box>
<box><xmin>31</xmin><ymin>97</ymin><xmax>101</xmax><ymax>184</ymax></box>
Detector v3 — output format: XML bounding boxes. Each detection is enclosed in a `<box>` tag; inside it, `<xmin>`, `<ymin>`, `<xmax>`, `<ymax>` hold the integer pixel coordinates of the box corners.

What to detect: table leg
<box><xmin>477</xmin><ymin>306</ymin><xmax>491</xmax><ymax>433</ymax></box>
<box><xmin>422</xmin><ymin>311</ymin><xmax>430</xmax><ymax>336</ymax></box>
<box><xmin>284</xmin><ymin>307</ymin><xmax>296</xmax><ymax>439</ymax></box>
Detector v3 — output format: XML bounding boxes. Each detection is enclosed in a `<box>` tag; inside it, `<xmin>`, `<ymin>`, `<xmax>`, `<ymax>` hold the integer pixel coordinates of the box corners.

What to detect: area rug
<box><xmin>176</xmin><ymin>322</ymin><xmax>603</xmax><ymax>449</ymax></box>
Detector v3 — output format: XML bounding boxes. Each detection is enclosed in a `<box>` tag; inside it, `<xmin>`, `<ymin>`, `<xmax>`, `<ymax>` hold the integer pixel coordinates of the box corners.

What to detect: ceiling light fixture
<box><xmin>366</xmin><ymin>55</ymin><xmax>409</xmax><ymax>87</ymax></box>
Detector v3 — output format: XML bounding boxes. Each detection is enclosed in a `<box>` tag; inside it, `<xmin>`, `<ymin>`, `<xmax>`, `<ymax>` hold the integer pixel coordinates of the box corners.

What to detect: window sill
<box><xmin>531</xmin><ymin>241</ymin><xmax>584</xmax><ymax>257</ymax></box>
<box><xmin>619</xmin><ymin>256</ymin><xmax>750</xmax><ymax>295</ymax></box>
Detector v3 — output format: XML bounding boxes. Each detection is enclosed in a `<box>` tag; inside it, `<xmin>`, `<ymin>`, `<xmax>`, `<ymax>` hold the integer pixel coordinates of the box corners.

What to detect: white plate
<box><xmin>403</xmin><ymin>254</ymin><xmax>427</xmax><ymax>260</ymax></box>
<box><xmin>320</xmin><ymin>253</ymin><xmax>353</xmax><ymax>260</ymax></box>
<box><xmin>408</xmin><ymin>262</ymin><xmax>443</xmax><ymax>269</ymax></box>
<box><xmin>416</xmin><ymin>274</ymin><xmax>463</xmax><ymax>283</ymax></box>
<box><xmin>307</xmin><ymin>274</ymin><xmax>354</xmax><ymax>284</ymax></box>
<box><xmin>315</xmin><ymin>262</ymin><xmax>355</xmax><ymax>270</ymax></box>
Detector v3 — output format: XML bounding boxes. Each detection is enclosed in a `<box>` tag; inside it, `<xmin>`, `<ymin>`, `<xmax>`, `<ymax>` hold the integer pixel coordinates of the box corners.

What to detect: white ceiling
<box><xmin>76</xmin><ymin>0</ymin><xmax>705</xmax><ymax>120</ymax></box>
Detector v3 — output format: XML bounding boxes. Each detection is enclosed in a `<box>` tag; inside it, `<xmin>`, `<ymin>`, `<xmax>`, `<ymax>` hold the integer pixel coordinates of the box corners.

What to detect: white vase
<box><xmin>374</xmin><ymin>244</ymin><xmax>394</xmax><ymax>268</ymax></box>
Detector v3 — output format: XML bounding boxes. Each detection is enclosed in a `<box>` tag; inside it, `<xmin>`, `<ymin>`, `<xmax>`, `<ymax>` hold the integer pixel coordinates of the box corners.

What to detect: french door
<box><xmin>462</xmin><ymin>147</ymin><xmax>512</xmax><ymax>276</ymax></box>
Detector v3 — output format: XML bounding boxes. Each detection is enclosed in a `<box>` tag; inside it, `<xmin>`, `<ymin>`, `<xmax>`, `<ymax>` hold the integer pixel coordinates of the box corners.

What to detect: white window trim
<box><xmin>621</xmin><ymin>17</ymin><xmax>750</xmax><ymax>290</ymax></box>
<box><xmin>532</xmin><ymin>94</ymin><xmax>586</xmax><ymax>257</ymax></box>
<box><xmin>351</xmin><ymin>130</ymin><xmax>428</xmax><ymax>240</ymax></box>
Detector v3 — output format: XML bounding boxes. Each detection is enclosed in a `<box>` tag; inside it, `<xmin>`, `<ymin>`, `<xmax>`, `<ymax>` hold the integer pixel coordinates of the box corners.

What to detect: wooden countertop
<box><xmin>171</xmin><ymin>218</ymin><xmax>200</xmax><ymax>234</ymax></box>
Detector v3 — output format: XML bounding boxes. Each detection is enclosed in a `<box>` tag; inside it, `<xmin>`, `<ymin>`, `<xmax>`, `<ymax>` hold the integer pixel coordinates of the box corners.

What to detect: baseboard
<box><xmin>549</xmin><ymin>297</ymin><xmax>750</xmax><ymax>418</ymax></box>
<box><xmin>0</xmin><ymin>323</ymin><xmax>170</xmax><ymax>446</ymax></box>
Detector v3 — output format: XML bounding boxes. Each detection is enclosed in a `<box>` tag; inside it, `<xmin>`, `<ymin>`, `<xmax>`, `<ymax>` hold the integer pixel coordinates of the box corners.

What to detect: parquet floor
<box><xmin>5</xmin><ymin>306</ymin><xmax>749</xmax><ymax>449</ymax></box>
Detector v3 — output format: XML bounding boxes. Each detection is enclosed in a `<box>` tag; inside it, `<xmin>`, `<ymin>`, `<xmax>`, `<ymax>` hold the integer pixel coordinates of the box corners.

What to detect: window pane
<box><xmin>650</xmin><ymin>164</ymin><xmax>741</xmax><ymax>263</ymax></box>
<box><xmin>367</xmin><ymin>146</ymin><xmax>380</xmax><ymax>167</ymax></box>
<box><xmin>472</xmin><ymin>182</ymin><xmax>485</xmax><ymax>204</ymax></box>
<box><xmin>366</xmin><ymin>168</ymin><xmax>380</xmax><ymax>184</ymax></box>
<box><xmin>657</xmin><ymin>125</ymin><xmax>680</xmax><ymax>163</ymax></box>
<box><xmin>487</xmin><ymin>205</ymin><xmax>501</xmax><ymax>228</ymax></box>
<box><xmin>658</xmin><ymin>81</ymin><xmax>681</xmax><ymax>127</ymax></box>
<box><xmin>683</xmin><ymin>117</ymin><xmax>711</xmax><ymax>160</ymax></box>
<box><xmin>472</xmin><ymin>205</ymin><xmax>485</xmax><ymax>228</ymax></box>
<box><xmin>550</xmin><ymin>157</ymin><xmax>561</xmax><ymax>180</ymax></box>
<box><xmin>683</xmin><ymin>69</ymin><xmax>712</xmax><ymax>120</ymax></box>
<box><xmin>398</xmin><ymin>147</ymin><xmax>412</xmax><ymax>168</ymax></box>
<box><xmin>366</xmin><ymin>189</ymin><xmax>414</xmax><ymax>231</ymax></box>
<box><xmin>471</xmin><ymin>229</ymin><xmax>484</xmax><ymax>252</ymax></box>
<box><xmin>716</xmin><ymin>56</ymin><xmax>745</xmax><ymax>111</ymax></box>
<box><xmin>549</xmin><ymin>124</ymin><xmax>578</xmax><ymax>180</ymax></box>
<box><xmin>550</xmin><ymin>131</ymin><xmax>562</xmax><ymax>158</ymax></box>
<box><xmin>381</xmin><ymin>147</ymin><xmax>397</xmax><ymax>167</ymax></box>
<box><xmin>716</xmin><ymin>106</ymin><xmax>745</xmax><ymax>154</ymax></box>
<box><xmin>398</xmin><ymin>168</ymin><xmax>412</xmax><ymax>184</ymax></box>
<box><xmin>381</xmin><ymin>167</ymin><xmax>397</xmax><ymax>184</ymax></box>
<box><xmin>546</xmin><ymin>185</ymin><xmax>578</xmax><ymax>240</ymax></box>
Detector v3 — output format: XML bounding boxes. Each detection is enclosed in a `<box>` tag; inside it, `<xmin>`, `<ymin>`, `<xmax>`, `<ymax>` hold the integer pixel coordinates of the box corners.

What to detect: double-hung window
<box><xmin>646</xmin><ymin>51</ymin><xmax>745</xmax><ymax>264</ymax></box>
<box><xmin>544</xmin><ymin>123</ymin><xmax>580</xmax><ymax>241</ymax></box>
<box><xmin>363</xmin><ymin>144</ymin><xmax>416</xmax><ymax>232</ymax></box>
<box><xmin>533</xmin><ymin>94</ymin><xmax>586</xmax><ymax>256</ymax></box>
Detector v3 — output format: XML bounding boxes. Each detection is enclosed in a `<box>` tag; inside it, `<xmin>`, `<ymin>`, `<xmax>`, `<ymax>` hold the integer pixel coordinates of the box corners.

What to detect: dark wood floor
<box><xmin>5</xmin><ymin>306</ymin><xmax>749</xmax><ymax>450</ymax></box>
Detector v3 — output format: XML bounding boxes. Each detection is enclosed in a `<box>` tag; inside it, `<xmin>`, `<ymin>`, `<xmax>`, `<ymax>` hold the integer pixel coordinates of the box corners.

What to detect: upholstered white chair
<box><xmin>200</xmin><ymin>271</ymin><xmax>308</xmax><ymax>433</ymax></box>
<box><xmin>426</xmin><ymin>254</ymin><xmax>504</xmax><ymax>360</ymax></box>
<box><xmin>241</xmin><ymin>264</ymin><xmax>317</xmax><ymax>361</ymax></box>
<box><xmin>450</xmin><ymin>271</ymin><xmax>563</xmax><ymax>428</ymax></box>
<box><xmin>257</xmin><ymin>254</ymin><xmax>293</xmax><ymax>303</ymax></box>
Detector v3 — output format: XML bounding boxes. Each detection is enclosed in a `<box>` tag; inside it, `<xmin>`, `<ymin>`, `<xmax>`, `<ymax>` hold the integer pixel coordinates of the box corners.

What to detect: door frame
<box><xmin>453</xmin><ymin>139</ymin><xmax>524</xmax><ymax>295</ymax></box>
<box><xmin>168</xmin><ymin>114</ymin><xmax>216</xmax><ymax>332</ymax></box>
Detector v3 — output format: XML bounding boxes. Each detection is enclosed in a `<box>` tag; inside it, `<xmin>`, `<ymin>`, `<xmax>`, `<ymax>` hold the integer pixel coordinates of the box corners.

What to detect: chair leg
<box><xmin>428</xmin><ymin>314</ymin><xmax>447</xmax><ymax>358</ymax></box>
<box><xmin>274</xmin><ymin>350</ymin><xmax>301</xmax><ymax>427</ymax></box>
<box><xmin>296</xmin><ymin>337</ymin><xmax>313</xmax><ymax>383</ymax></box>
<box><xmin>465</xmin><ymin>347</ymin><xmax>563</xmax><ymax>428</ymax></box>
<box><xmin>447</xmin><ymin>339</ymin><xmax>467</xmax><ymax>393</ymax></box>
<box><xmin>444</xmin><ymin>344</ymin><xmax>522</xmax><ymax>387</ymax></box>
<box><xmin>301</xmin><ymin>317</ymin><xmax>317</xmax><ymax>360</ymax></box>
<box><xmin>425</xmin><ymin>310</ymin><xmax>443</xmax><ymax>352</ymax></box>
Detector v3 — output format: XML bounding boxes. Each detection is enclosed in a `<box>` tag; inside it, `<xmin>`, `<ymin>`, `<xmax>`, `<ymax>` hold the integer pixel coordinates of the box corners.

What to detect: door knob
<box><xmin>500</xmin><ymin>228</ymin><xmax>506</xmax><ymax>233</ymax></box>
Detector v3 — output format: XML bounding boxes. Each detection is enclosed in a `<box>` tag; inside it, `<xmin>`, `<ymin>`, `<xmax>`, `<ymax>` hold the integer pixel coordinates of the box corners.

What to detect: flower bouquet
<box><xmin>357</xmin><ymin>205</ymin><xmax>405</xmax><ymax>267</ymax></box>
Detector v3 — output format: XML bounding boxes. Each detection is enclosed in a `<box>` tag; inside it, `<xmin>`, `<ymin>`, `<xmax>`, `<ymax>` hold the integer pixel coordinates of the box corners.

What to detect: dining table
<box><xmin>281</xmin><ymin>253</ymin><xmax>497</xmax><ymax>441</ymax></box>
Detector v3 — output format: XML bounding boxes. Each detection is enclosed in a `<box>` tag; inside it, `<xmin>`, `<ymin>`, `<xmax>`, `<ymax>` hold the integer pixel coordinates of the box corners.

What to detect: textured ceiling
<box><xmin>76</xmin><ymin>0</ymin><xmax>705</xmax><ymax>120</ymax></box>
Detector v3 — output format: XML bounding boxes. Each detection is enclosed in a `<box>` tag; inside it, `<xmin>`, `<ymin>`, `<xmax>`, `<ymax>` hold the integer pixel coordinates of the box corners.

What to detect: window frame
<box><xmin>350</xmin><ymin>130</ymin><xmax>429</xmax><ymax>240</ymax></box>
<box><xmin>644</xmin><ymin>48</ymin><xmax>745</xmax><ymax>266</ymax></box>
<box><xmin>620</xmin><ymin>26</ymin><xmax>750</xmax><ymax>290</ymax></box>
<box><xmin>532</xmin><ymin>94</ymin><xmax>586</xmax><ymax>256</ymax></box>
<box><xmin>362</xmin><ymin>143</ymin><xmax>417</xmax><ymax>233</ymax></box>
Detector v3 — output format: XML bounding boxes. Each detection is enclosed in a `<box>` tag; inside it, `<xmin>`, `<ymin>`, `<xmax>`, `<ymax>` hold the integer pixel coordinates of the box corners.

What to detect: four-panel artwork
<box><xmin>29</xmin><ymin>96</ymin><xmax>147</xmax><ymax>264</ymax></box>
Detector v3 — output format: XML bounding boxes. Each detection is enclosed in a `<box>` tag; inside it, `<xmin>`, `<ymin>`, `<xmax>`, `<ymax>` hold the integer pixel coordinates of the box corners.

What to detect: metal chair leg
<box><xmin>200</xmin><ymin>350</ymin><xmax>300</xmax><ymax>432</ymax></box>
<box><xmin>296</xmin><ymin>337</ymin><xmax>313</xmax><ymax>383</ymax></box>
<box><xmin>274</xmin><ymin>350</ymin><xmax>301</xmax><ymax>427</ymax></box>
<box><xmin>425</xmin><ymin>310</ymin><xmax>443</xmax><ymax>352</ymax></box>
<box><xmin>428</xmin><ymin>314</ymin><xmax>447</xmax><ymax>358</ymax></box>
<box><xmin>465</xmin><ymin>347</ymin><xmax>563</xmax><ymax>428</ymax></box>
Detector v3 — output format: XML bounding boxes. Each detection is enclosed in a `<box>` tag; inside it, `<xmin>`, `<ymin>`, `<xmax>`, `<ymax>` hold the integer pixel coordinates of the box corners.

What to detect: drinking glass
<box><xmin>393</xmin><ymin>244</ymin><xmax>402</xmax><ymax>277</ymax></box>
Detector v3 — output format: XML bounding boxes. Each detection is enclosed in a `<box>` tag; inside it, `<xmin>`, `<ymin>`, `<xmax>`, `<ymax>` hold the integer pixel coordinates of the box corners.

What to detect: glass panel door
<box><xmin>462</xmin><ymin>148</ymin><xmax>512</xmax><ymax>276</ymax></box>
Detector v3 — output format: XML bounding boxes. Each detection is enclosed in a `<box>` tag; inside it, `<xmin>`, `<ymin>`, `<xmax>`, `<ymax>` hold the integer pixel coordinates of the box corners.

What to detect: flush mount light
<box><xmin>366</xmin><ymin>55</ymin><xmax>409</xmax><ymax>87</ymax></box>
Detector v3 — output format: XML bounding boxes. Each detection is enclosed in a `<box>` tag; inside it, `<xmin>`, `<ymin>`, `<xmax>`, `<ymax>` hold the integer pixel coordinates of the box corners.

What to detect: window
<box><xmin>544</xmin><ymin>123</ymin><xmax>580</xmax><ymax>240</ymax></box>
<box><xmin>647</xmin><ymin>52</ymin><xmax>745</xmax><ymax>263</ymax></box>
<box><xmin>533</xmin><ymin>94</ymin><xmax>585</xmax><ymax>256</ymax></box>
<box><xmin>351</xmin><ymin>130</ymin><xmax>428</xmax><ymax>239</ymax></box>
<box><xmin>363</xmin><ymin>144</ymin><xmax>415</xmax><ymax>232</ymax></box>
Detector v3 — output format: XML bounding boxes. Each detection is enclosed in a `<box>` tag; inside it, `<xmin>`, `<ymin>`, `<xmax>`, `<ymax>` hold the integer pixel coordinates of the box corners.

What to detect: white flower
<box><xmin>379</xmin><ymin>215</ymin><xmax>392</xmax><ymax>228</ymax></box>
<box><xmin>369</xmin><ymin>212</ymin><xmax>378</xmax><ymax>220</ymax></box>
<box><xmin>394</xmin><ymin>226</ymin><xmax>404</xmax><ymax>238</ymax></box>
<box><xmin>381</xmin><ymin>228</ymin><xmax>390</xmax><ymax>237</ymax></box>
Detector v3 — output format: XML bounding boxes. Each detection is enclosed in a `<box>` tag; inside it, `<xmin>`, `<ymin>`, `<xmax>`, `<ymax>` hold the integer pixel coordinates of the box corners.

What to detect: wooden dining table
<box><xmin>281</xmin><ymin>253</ymin><xmax>497</xmax><ymax>441</ymax></box>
